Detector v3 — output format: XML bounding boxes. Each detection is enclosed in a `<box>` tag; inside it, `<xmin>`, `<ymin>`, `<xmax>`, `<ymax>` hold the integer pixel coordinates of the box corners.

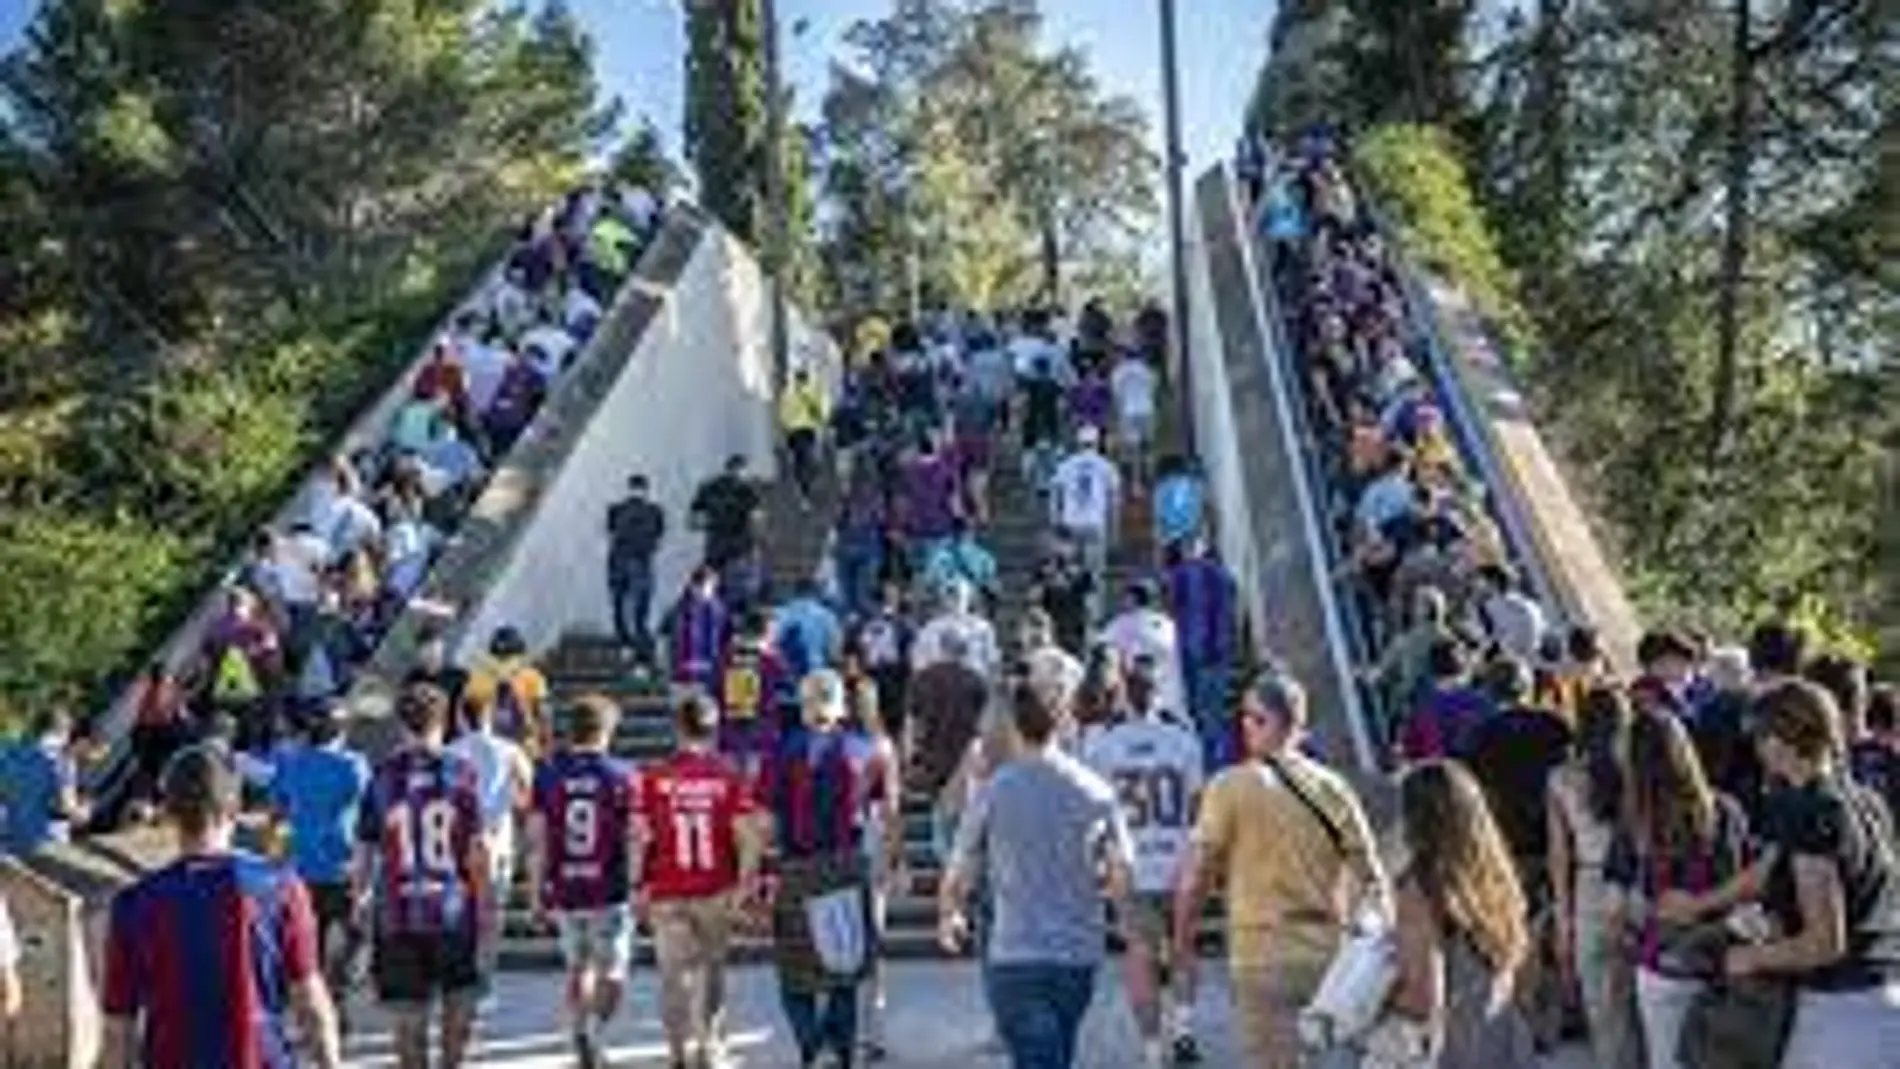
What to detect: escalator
<box><xmin>1191</xmin><ymin>155</ymin><xmax>1625</xmax><ymax>781</ymax></box>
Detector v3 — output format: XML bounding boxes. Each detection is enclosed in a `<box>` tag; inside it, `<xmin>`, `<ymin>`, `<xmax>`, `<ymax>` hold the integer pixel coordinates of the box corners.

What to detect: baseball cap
<box><xmin>1078</xmin><ymin>424</ymin><xmax>1101</xmax><ymax>447</ymax></box>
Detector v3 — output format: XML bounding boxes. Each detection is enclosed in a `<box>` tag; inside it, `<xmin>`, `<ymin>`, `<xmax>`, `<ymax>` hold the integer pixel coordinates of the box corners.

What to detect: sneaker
<box><xmin>1171</xmin><ymin>1033</ymin><xmax>1202</xmax><ymax>1065</ymax></box>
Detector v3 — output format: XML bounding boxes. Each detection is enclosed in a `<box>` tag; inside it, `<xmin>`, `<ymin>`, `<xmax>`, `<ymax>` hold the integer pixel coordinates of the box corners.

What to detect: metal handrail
<box><xmin>1223</xmin><ymin>166</ymin><xmax>1380</xmax><ymax>776</ymax></box>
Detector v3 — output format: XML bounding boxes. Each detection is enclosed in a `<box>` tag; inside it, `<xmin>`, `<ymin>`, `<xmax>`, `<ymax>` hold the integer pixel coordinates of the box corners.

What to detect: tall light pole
<box><xmin>1159</xmin><ymin>0</ymin><xmax>1193</xmax><ymax>448</ymax></box>
<box><xmin>760</xmin><ymin>0</ymin><xmax>792</xmax><ymax>391</ymax></box>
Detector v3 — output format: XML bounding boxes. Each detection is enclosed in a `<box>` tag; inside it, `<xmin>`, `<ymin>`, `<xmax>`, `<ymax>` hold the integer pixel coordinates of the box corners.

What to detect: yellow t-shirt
<box><xmin>778</xmin><ymin>381</ymin><xmax>828</xmax><ymax>433</ymax></box>
<box><xmin>465</xmin><ymin>658</ymin><xmax>550</xmax><ymax>749</ymax></box>
<box><xmin>1191</xmin><ymin>754</ymin><xmax>1379</xmax><ymax>971</ymax></box>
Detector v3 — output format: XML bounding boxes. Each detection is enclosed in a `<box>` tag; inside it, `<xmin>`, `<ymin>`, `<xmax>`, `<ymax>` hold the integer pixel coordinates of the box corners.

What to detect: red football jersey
<box><xmin>636</xmin><ymin>750</ymin><xmax>756</xmax><ymax>901</ymax></box>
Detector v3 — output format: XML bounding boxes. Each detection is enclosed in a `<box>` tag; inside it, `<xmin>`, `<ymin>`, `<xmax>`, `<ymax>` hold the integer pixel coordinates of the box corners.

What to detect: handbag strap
<box><xmin>1261</xmin><ymin>753</ymin><xmax>1345</xmax><ymax>855</ymax></box>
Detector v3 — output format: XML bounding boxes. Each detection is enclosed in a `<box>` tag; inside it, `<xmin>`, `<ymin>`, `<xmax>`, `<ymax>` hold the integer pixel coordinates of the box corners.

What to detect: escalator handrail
<box><xmin>1223</xmin><ymin>165</ymin><xmax>1380</xmax><ymax>776</ymax></box>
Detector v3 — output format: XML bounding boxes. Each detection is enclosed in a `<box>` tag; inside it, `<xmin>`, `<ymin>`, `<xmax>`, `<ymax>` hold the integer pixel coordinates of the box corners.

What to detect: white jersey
<box><xmin>1083</xmin><ymin>715</ymin><xmax>1205</xmax><ymax>894</ymax></box>
<box><xmin>1049</xmin><ymin>450</ymin><xmax>1121</xmax><ymax>533</ymax></box>
<box><xmin>911</xmin><ymin>611</ymin><xmax>1001</xmax><ymax>679</ymax></box>
<box><xmin>1111</xmin><ymin>358</ymin><xmax>1158</xmax><ymax>422</ymax></box>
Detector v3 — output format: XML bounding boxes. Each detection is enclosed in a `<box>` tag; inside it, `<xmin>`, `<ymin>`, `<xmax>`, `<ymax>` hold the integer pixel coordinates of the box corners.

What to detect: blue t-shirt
<box><xmin>269</xmin><ymin>742</ymin><xmax>371</xmax><ymax>885</ymax></box>
<box><xmin>773</xmin><ymin>597</ymin><xmax>842</xmax><ymax>680</ymax></box>
<box><xmin>1153</xmin><ymin>474</ymin><xmax>1206</xmax><ymax>546</ymax></box>
<box><xmin>2</xmin><ymin>740</ymin><xmax>72</xmax><ymax>855</ymax></box>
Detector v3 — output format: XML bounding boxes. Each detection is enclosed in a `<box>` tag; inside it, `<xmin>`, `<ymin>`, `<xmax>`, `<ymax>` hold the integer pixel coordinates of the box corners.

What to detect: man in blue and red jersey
<box><xmin>1164</xmin><ymin>536</ymin><xmax>1240</xmax><ymax>768</ymax></box>
<box><xmin>720</xmin><ymin>608</ymin><xmax>789</xmax><ymax>780</ymax></box>
<box><xmin>671</xmin><ymin>564</ymin><xmax>731</xmax><ymax>693</ymax></box>
<box><xmin>102</xmin><ymin>744</ymin><xmax>343</xmax><ymax>1069</ymax></box>
<box><xmin>351</xmin><ymin>683</ymin><xmax>489</xmax><ymax>1069</ymax></box>
<box><xmin>758</xmin><ymin>670</ymin><xmax>888</xmax><ymax>1069</ymax></box>
<box><xmin>526</xmin><ymin>693</ymin><xmax>640</xmax><ymax>1069</ymax></box>
<box><xmin>636</xmin><ymin>691</ymin><xmax>767</xmax><ymax>1069</ymax></box>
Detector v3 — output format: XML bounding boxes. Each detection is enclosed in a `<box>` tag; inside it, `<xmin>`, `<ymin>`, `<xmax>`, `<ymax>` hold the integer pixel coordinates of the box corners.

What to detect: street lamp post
<box><xmin>761</xmin><ymin>0</ymin><xmax>792</xmax><ymax>391</ymax></box>
<box><xmin>1159</xmin><ymin>0</ymin><xmax>1194</xmax><ymax>449</ymax></box>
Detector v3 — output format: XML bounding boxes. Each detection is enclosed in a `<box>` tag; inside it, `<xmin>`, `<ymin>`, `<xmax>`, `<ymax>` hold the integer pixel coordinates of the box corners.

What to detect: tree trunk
<box><xmin>1039</xmin><ymin>213</ymin><xmax>1060</xmax><ymax>308</ymax></box>
<box><xmin>1710</xmin><ymin>0</ymin><xmax>1755</xmax><ymax>465</ymax></box>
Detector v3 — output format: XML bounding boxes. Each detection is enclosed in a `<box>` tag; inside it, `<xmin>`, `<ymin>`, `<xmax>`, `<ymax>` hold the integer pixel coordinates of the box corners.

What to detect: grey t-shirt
<box><xmin>951</xmin><ymin>749</ymin><xmax>1134</xmax><ymax>967</ymax></box>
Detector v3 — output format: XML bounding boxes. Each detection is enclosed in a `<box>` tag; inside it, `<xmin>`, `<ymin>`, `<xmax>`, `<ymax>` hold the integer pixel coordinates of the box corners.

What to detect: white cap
<box><xmin>1078</xmin><ymin>424</ymin><xmax>1101</xmax><ymax>447</ymax></box>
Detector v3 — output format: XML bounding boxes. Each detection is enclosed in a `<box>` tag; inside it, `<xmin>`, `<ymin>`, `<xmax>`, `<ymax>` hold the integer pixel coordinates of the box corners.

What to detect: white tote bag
<box><xmin>1298</xmin><ymin>912</ymin><xmax>1400</xmax><ymax>1051</ymax></box>
<box><xmin>804</xmin><ymin>885</ymin><xmax>868</xmax><ymax>977</ymax></box>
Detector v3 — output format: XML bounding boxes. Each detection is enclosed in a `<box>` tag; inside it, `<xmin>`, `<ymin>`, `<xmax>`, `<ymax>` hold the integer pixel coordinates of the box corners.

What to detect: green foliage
<box><xmin>684</xmin><ymin>0</ymin><xmax>769</xmax><ymax>246</ymax></box>
<box><xmin>1355</xmin><ymin>124</ymin><xmax>1535</xmax><ymax>357</ymax></box>
<box><xmin>0</xmin><ymin>512</ymin><xmax>190</xmax><ymax>719</ymax></box>
<box><xmin>815</xmin><ymin>0</ymin><xmax>1158</xmax><ymax>317</ymax></box>
<box><xmin>608</xmin><ymin>115</ymin><xmax>684</xmax><ymax>195</ymax></box>
<box><xmin>0</xmin><ymin>0</ymin><xmax>611</xmax><ymax>712</ymax></box>
<box><xmin>1280</xmin><ymin>1</ymin><xmax>1900</xmax><ymax>666</ymax></box>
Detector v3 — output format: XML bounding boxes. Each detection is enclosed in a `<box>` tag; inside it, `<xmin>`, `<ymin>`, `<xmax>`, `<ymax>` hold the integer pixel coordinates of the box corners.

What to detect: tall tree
<box><xmin>815</xmin><ymin>0</ymin><xmax>1156</xmax><ymax>317</ymax></box>
<box><xmin>683</xmin><ymin>0</ymin><xmax>769</xmax><ymax>246</ymax></box>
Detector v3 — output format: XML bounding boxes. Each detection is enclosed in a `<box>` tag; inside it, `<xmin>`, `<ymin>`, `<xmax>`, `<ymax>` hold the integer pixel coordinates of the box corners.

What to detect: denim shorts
<box><xmin>558</xmin><ymin>904</ymin><xmax>634</xmax><ymax>981</ymax></box>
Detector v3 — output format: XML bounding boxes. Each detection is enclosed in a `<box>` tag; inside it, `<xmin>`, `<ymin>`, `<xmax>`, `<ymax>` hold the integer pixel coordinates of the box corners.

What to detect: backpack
<box><xmin>212</xmin><ymin>645</ymin><xmax>262</xmax><ymax>705</ymax></box>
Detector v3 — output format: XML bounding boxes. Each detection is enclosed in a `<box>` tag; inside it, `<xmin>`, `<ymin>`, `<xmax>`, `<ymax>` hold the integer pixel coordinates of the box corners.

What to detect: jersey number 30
<box><xmin>1112</xmin><ymin>767</ymin><xmax>1188</xmax><ymax>830</ymax></box>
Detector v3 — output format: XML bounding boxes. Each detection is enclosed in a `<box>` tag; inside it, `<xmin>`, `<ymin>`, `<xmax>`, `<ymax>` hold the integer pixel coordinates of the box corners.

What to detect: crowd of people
<box><xmin>6</xmin><ymin>124</ymin><xmax>1900</xmax><ymax>1069</ymax></box>
<box><xmin>0</xmin><ymin>181</ymin><xmax>662</xmax><ymax>857</ymax></box>
<box><xmin>1234</xmin><ymin>131</ymin><xmax>1900</xmax><ymax>1069</ymax></box>
<box><xmin>26</xmin><ymin>295</ymin><xmax>1266</xmax><ymax>1069</ymax></box>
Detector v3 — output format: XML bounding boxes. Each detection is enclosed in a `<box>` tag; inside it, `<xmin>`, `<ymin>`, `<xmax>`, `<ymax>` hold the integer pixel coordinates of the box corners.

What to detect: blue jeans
<box><xmin>781</xmin><ymin>985</ymin><xmax>858</xmax><ymax>1066</ymax></box>
<box><xmin>834</xmin><ymin>535</ymin><xmax>882</xmax><ymax>618</ymax></box>
<box><xmin>1184</xmin><ymin>659</ymin><xmax>1233</xmax><ymax>768</ymax></box>
<box><xmin>984</xmin><ymin>963</ymin><xmax>1096</xmax><ymax>1069</ymax></box>
<box><xmin>609</xmin><ymin>557</ymin><xmax>654</xmax><ymax>652</ymax></box>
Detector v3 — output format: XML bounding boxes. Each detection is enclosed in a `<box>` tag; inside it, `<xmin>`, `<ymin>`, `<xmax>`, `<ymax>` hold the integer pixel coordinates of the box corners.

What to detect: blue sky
<box><xmin>2</xmin><ymin>0</ymin><xmax>1274</xmax><ymax>171</ymax></box>
<box><xmin>577</xmin><ymin>0</ymin><xmax>1274</xmax><ymax>171</ymax></box>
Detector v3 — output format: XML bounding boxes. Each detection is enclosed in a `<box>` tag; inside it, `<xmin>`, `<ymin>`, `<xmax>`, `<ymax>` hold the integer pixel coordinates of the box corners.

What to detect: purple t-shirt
<box><xmin>1069</xmin><ymin>379</ymin><xmax>1112</xmax><ymax>429</ymax></box>
<box><xmin>902</xmin><ymin>455</ymin><xmax>959</xmax><ymax>540</ymax></box>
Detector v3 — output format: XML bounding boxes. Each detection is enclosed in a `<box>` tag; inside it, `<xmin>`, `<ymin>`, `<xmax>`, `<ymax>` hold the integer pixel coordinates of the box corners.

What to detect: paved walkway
<box><xmin>342</xmin><ymin>960</ymin><xmax>1590</xmax><ymax>1067</ymax></box>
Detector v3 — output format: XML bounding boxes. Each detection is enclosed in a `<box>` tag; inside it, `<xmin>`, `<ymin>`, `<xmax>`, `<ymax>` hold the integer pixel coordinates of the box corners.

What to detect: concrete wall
<box><xmin>1185</xmin><ymin>187</ymin><xmax>1265</xmax><ymax>652</ymax></box>
<box><xmin>448</xmin><ymin>226</ymin><xmax>840</xmax><ymax>662</ymax></box>
<box><xmin>1191</xmin><ymin>165</ymin><xmax>1374</xmax><ymax>774</ymax></box>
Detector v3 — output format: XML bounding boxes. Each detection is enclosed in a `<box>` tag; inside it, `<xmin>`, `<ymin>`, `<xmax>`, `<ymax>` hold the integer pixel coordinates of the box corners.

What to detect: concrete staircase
<box><xmin>502</xmin><ymin>398</ymin><xmax>1193</xmax><ymax>969</ymax></box>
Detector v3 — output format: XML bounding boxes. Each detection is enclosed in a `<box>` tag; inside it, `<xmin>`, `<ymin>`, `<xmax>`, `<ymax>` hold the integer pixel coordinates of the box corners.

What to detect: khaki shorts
<box><xmin>1230</xmin><ymin>959</ymin><xmax>1326</xmax><ymax>1069</ymax></box>
<box><xmin>650</xmin><ymin>895</ymin><xmax>734</xmax><ymax>974</ymax></box>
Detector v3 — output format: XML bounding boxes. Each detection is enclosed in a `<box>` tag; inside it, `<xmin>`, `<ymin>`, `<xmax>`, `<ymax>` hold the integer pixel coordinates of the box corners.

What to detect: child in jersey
<box><xmin>1081</xmin><ymin>656</ymin><xmax>1207</xmax><ymax>1066</ymax></box>
<box><xmin>351</xmin><ymin>683</ymin><xmax>488</xmax><ymax>1069</ymax></box>
<box><xmin>526</xmin><ymin>694</ymin><xmax>639</xmax><ymax>1069</ymax></box>
<box><xmin>635</xmin><ymin>692</ymin><xmax>766</xmax><ymax>1069</ymax></box>
<box><xmin>720</xmin><ymin>608</ymin><xmax>789</xmax><ymax>781</ymax></box>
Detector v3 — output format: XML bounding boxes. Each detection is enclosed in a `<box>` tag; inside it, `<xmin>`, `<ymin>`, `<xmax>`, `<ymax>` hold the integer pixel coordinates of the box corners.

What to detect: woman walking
<box><xmin>1382</xmin><ymin>759</ymin><xmax>1537</xmax><ymax>1067</ymax></box>
<box><xmin>1725</xmin><ymin>680</ymin><xmax>1900</xmax><ymax>1068</ymax></box>
<box><xmin>1607</xmin><ymin>712</ymin><xmax>1750</xmax><ymax>1069</ymax></box>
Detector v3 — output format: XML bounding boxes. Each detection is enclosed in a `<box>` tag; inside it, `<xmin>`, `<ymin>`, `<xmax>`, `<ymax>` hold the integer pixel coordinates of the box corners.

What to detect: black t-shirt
<box><xmin>691</xmin><ymin>475</ymin><xmax>760</xmax><ymax>560</ymax></box>
<box><xmin>1761</xmin><ymin>776</ymin><xmax>1900</xmax><ymax>990</ymax></box>
<box><xmin>1463</xmin><ymin>705</ymin><xmax>1575</xmax><ymax>865</ymax></box>
<box><xmin>1022</xmin><ymin>378</ymin><xmax>1063</xmax><ymax>443</ymax></box>
<box><xmin>606</xmin><ymin>495</ymin><xmax>665</xmax><ymax>564</ymax></box>
<box><xmin>1035</xmin><ymin>560</ymin><xmax>1095</xmax><ymax>652</ymax></box>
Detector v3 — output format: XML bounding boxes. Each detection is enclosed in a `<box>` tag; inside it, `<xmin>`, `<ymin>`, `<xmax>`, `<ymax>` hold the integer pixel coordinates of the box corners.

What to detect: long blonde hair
<box><xmin>1399</xmin><ymin>760</ymin><xmax>1530</xmax><ymax>975</ymax></box>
